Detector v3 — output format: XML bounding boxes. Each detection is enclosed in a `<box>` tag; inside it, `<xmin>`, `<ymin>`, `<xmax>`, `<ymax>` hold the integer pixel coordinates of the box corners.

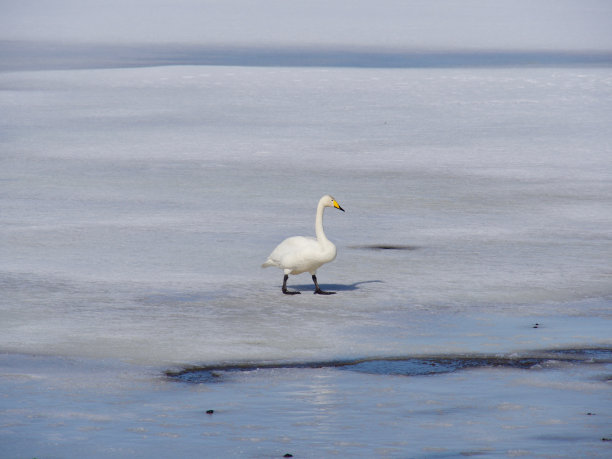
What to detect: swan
<box><xmin>262</xmin><ymin>195</ymin><xmax>345</xmax><ymax>294</ymax></box>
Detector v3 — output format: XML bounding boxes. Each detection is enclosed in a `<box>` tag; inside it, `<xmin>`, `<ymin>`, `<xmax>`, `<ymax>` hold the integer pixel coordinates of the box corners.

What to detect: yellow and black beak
<box><xmin>333</xmin><ymin>200</ymin><xmax>345</xmax><ymax>212</ymax></box>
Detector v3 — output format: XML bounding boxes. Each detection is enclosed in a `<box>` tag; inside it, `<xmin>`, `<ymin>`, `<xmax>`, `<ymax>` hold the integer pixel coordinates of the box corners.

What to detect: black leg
<box><xmin>282</xmin><ymin>274</ymin><xmax>300</xmax><ymax>295</ymax></box>
<box><xmin>312</xmin><ymin>274</ymin><xmax>336</xmax><ymax>295</ymax></box>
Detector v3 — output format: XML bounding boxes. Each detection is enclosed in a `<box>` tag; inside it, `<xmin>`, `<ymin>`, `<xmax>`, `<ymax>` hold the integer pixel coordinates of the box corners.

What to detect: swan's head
<box><xmin>321</xmin><ymin>194</ymin><xmax>345</xmax><ymax>212</ymax></box>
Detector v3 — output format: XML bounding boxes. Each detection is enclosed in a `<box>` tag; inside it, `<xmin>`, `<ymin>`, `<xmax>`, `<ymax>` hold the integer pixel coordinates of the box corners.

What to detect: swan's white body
<box><xmin>262</xmin><ymin>195</ymin><xmax>344</xmax><ymax>294</ymax></box>
<box><xmin>262</xmin><ymin>234</ymin><xmax>336</xmax><ymax>275</ymax></box>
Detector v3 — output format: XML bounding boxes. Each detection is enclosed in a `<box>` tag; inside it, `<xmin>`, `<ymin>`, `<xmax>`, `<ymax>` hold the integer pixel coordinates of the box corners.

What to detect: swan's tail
<box><xmin>261</xmin><ymin>259</ymin><xmax>276</xmax><ymax>268</ymax></box>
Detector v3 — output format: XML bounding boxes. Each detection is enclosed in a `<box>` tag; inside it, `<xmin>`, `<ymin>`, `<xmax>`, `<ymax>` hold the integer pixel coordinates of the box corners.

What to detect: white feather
<box><xmin>262</xmin><ymin>195</ymin><xmax>343</xmax><ymax>277</ymax></box>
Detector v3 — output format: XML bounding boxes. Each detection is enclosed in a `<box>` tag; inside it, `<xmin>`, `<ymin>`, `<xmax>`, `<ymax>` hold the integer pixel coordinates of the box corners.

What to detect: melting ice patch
<box><xmin>167</xmin><ymin>348</ymin><xmax>612</xmax><ymax>383</ymax></box>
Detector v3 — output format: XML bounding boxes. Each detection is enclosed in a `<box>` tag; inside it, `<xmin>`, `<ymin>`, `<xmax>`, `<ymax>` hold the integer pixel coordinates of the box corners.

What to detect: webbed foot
<box><xmin>282</xmin><ymin>274</ymin><xmax>301</xmax><ymax>295</ymax></box>
<box><xmin>312</xmin><ymin>275</ymin><xmax>336</xmax><ymax>295</ymax></box>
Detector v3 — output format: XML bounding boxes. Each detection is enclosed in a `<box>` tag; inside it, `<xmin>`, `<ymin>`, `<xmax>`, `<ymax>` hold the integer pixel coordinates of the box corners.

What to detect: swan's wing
<box><xmin>263</xmin><ymin>236</ymin><xmax>318</xmax><ymax>268</ymax></box>
<box><xmin>268</xmin><ymin>236</ymin><xmax>317</xmax><ymax>259</ymax></box>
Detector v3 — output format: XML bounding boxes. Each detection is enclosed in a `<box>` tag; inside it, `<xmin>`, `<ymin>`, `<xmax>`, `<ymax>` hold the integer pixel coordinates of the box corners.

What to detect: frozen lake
<box><xmin>1</xmin><ymin>58</ymin><xmax>612</xmax><ymax>456</ymax></box>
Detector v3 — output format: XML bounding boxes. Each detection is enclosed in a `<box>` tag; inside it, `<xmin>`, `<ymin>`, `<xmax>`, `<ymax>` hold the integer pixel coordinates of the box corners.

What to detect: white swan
<box><xmin>262</xmin><ymin>195</ymin><xmax>345</xmax><ymax>294</ymax></box>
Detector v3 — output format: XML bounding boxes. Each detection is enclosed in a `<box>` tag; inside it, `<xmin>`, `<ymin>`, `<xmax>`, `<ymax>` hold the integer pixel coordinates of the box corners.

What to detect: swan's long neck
<box><xmin>315</xmin><ymin>200</ymin><xmax>328</xmax><ymax>242</ymax></box>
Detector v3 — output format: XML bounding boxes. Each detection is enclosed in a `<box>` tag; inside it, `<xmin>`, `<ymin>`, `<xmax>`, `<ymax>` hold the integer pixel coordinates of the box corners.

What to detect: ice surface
<box><xmin>1</xmin><ymin>65</ymin><xmax>611</xmax><ymax>366</ymax></box>
<box><xmin>2</xmin><ymin>2</ymin><xmax>612</xmax><ymax>454</ymax></box>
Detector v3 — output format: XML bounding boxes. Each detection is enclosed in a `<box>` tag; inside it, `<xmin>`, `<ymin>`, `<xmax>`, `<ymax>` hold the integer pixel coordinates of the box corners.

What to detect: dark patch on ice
<box><xmin>172</xmin><ymin>370</ymin><xmax>225</xmax><ymax>384</ymax></box>
<box><xmin>165</xmin><ymin>348</ymin><xmax>612</xmax><ymax>384</ymax></box>
<box><xmin>546</xmin><ymin>348</ymin><xmax>612</xmax><ymax>361</ymax></box>
<box><xmin>350</xmin><ymin>244</ymin><xmax>419</xmax><ymax>251</ymax></box>
<box><xmin>338</xmin><ymin>357</ymin><xmax>544</xmax><ymax>377</ymax></box>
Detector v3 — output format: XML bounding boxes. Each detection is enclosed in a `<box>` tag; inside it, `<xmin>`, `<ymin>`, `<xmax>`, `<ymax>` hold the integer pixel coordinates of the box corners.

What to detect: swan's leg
<box><xmin>312</xmin><ymin>275</ymin><xmax>336</xmax><ymax>295</ymax></box>
<box><xmin>282</xmin><ymin>274</ymin><xmax>301</xmax><ymax>295</ymax></box>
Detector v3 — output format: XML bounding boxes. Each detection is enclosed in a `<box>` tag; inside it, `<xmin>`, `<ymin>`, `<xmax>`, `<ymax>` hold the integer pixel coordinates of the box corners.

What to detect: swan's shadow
<box><xmin>289</xmin><ymin>280</ymin><xmax>383</xmax><ymax>292</ymax></box>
